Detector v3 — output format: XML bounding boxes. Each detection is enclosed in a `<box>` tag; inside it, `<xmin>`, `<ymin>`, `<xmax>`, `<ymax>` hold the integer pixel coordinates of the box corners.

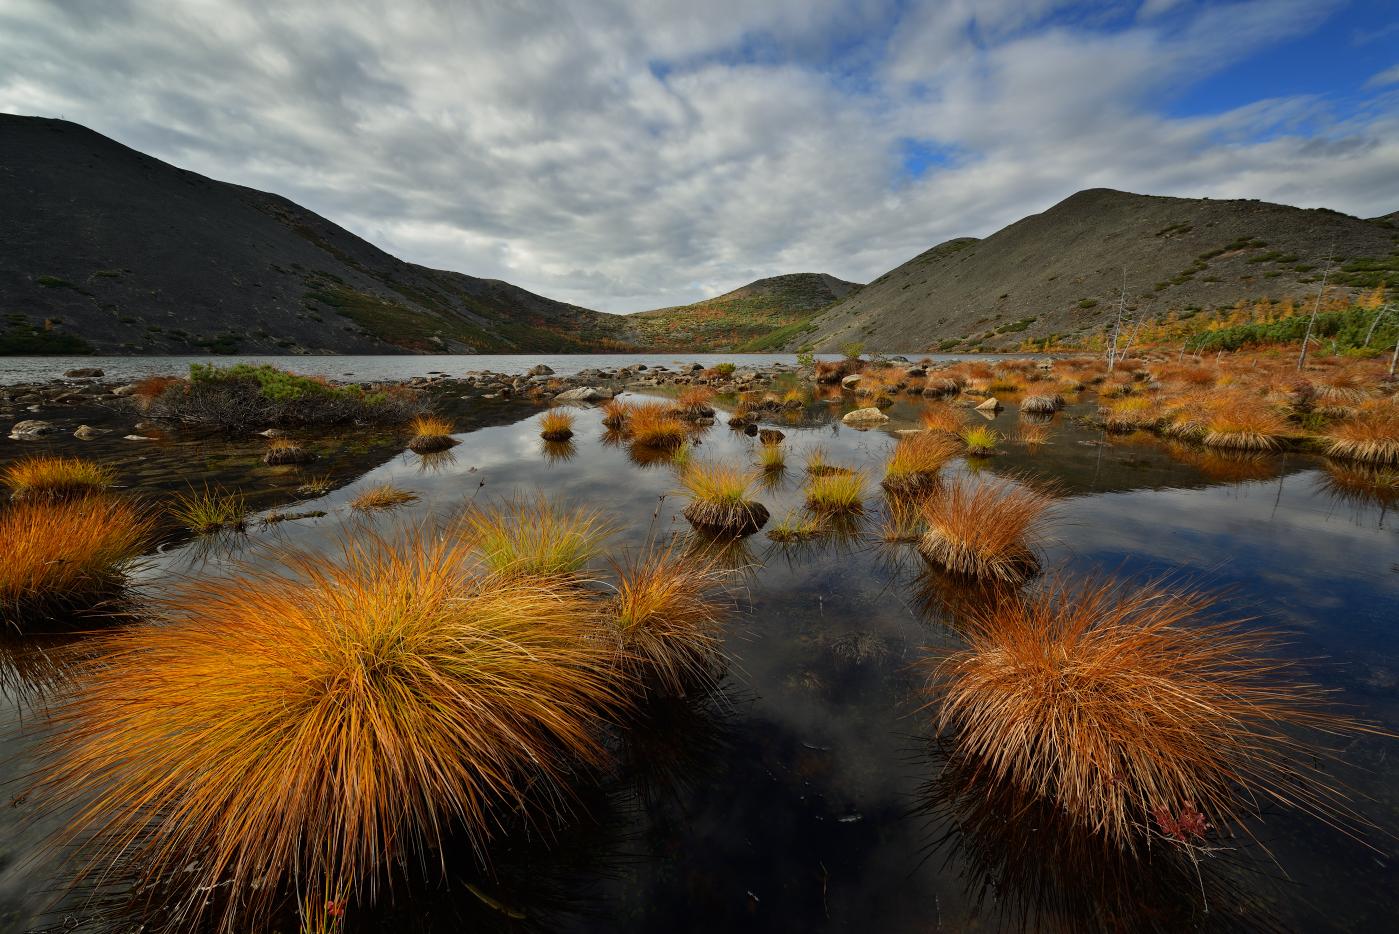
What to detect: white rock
<box><xmin>842</xmin><ymin>407</ymin><xmax>889</xmax><ymax>427</ymax></box>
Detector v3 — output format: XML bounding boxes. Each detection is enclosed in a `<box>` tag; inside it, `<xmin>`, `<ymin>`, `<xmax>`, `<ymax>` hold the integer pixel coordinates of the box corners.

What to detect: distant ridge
<box><xmin>0</xmin><ymin>115</ymin><xmax>632</xmax><ymax>354</ymax></box>
<box><xmin>794</xmin><ymin>188</ymin><xmax>1399</xmax><ymax>353</ymax></box>
<box><xmin>628</xmin><ymin>272</ymin><xmax>862</xmax><ymax>351</ymax></box>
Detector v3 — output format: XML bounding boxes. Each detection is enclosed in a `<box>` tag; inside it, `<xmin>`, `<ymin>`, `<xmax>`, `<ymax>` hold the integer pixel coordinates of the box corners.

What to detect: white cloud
<box><xmin>1366</xmin><ymin>63</ymin><xmax>1399</xmax><ymax>88</ymax></box>
<box><xmin>0</xmin><ymin>0</ymin><xmax>1395</xmax><ymax>311</ymax></box>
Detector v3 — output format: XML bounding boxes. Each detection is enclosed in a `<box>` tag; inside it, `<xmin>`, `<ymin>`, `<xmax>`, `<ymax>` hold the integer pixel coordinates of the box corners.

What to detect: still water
<box><xmin>0</xmin><ymin>379</ymin><xmax>1395</xmax><ymax>932</ymax></box>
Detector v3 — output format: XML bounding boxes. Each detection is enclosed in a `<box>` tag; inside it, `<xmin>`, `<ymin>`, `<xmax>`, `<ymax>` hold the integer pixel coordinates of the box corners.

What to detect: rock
<box><xmin>528</xmin><ymin>364</ymin><xmax>555</xmax><ymax>376</ymax></box>
<box><xmin>758</xmin><ymin>428</ymin><xmax>785</xmax><ymax>445</ymax></box>
<box><xmin>9</xmin><ymin>419</ymin><xmax>55</xmax><ymax>439</ymax></box>
<box><xmin>842</xmin><ymin>407</ymin><xmax>889</xmax><ymax>427</ymax></box>
<box><xmin>123</xmin><ymin>434</ymin><xmax>156</xmax><ymax>441</ymax></box>
<box><xmin>52</xmin><ymin>391</ymin><xmax>86</xmax><ymax>403</ymax></box>
<box><xmin>258</xmin><ymin>428</ymin><xmax>287</xmax><ymax>438</ymax></box>
<box><xmin>841</xmin><ymin>374</ymin><xmax>863</xmax><ymax>390</ymax></box>
<box><xmin>64</xmin><ymin>367</ymin><xmax>104</xmax><ymax>378</ymax></box>
<box><xmin>554</xmin><ymin>386</ymin><xmax>612</xmax><ymax>402</ymax></box>
<box><xmin>743</xmin><ymin>423</ymin><xmax>759</xmax><ymax>437</ymax></box>
<box><xmin>134</xmin><ymin>420</ymin><xmax>159</xmax><ymax>431</ymax></box>
<box><xmin>73</xmin><ymin>424</ymin><xmax>107</xmax><ymax>440</ymax></box>
<box><xmin>112</xmin><ymin>383</ymin><xmax>140</xmax><ymax>397</ymax></box>
<box><xmin>636</xmin><ymin>364</ymin><xmax>648</xmax><ymax>371</ymax></box>
<box><xmin>689</xmin><ymin>363</ymin><xmax>704</xmax><ymax>372</ymax></box>
<box><xmin>975</xmin><ymin>397</ymin><xmax>1003</xmax><ymax>412</ymax></box>
<box><xmin>905</xmin><ymin>366</ymin><xmax>927</xmax><ymax>378</ymax></box>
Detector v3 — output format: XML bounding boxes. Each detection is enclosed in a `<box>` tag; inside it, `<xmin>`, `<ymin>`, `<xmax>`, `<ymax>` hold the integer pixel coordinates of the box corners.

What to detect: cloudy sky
<box><xmin>3</xmin><ymin>1</ymin><xmax>1398</xmax><ymax>312</ymax></box>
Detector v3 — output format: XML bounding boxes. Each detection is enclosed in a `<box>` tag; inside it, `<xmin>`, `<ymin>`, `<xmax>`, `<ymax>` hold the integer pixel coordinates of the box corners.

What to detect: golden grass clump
<box><xmin>1201</xmin><ymin>393</ymin><xmax>1289</xmax><ymax>451</ymax></box>
<box><xmin>604</xmin><ymin>544</ymin><xmax>730</xmax><ymax>694</ymax></box>
<box><xmin>767</xmin><ymin>510</ymin><xmax>828</xmax><ymax>543</ymax></box>
<box><xmin>679</xmin><ymin>462</ymin><xmax>769</xmax><ymax>535</ymax></box>
<box><xmin>674</xmin><ymin>386</ymin><xmax>715</xmax><ymax>418</ymax></box>
<box><xmin>0</xmin><ymin>496</ymin><xmax>153</xmax><ymax>623</ymax></box>
<box><xmin>804</xmin><ymin>446</ymin><xmax>853</xmax><ymax>477</ymax></box>
<box><xmin>1325</xmin><ymin>401</ymin><xmax>1399</xmax><ymax>466</ymax></box>
<box><xmin>1018</xmin><ymin>394</ymin><xmax>1060</xmax><ymax>415</ymax></box>
<box><xmin>805</xmin><ymin>470</ymin><xmax>866</xmax><ymax>515</ymax></box>
<box><xmin>1103</xmin><ymin>396</ymin><xmax>1158</xmax><ymax>433</ymax></box>
<box><xmin>629</xmin><ymin>402</ymin><xmax>688</xmax><ymax>448</ymax></box>
<box><xmin>262</xmin><ymin>437</ymin><xmax>315</xmax><ymax>465</ymax></box>
<box><xmin>171</xmin><ymin>484</ymin><xmax>248</xmax><ymax>532</ymax></box>
<box><xmin>920</xmin><ymin>403</ymin><xmax>965</xmax><ymax>435</ymax></box>
<box><xmin>918</xmin><ymin>474</ymin><xmax>1054</xmax><ymax>583</ymax></box>
<box><xmin>925</xmin><ymin>574</ymin><xmax>1370</xmax><ymax>849</ymax></box>
<box><xmin>1014</xmin><ymin>421</ymin><xmax>1050</xmax><ymax>448</ymax></box>
<box><xmin>959</xmin><ymin>424</ymin><xmax>1000</xmax><ymax>455</ymax></box>
<box><xmin>600</xmin><ymin>398</ymin><xmax>635</xmax><ymax>429</ymax></box>
<box><xmin>881</xmin><ymin>432</ymin><xmax>960</xmax><ymax>496</ymax></box>
<box><xmin>539</xmin><ymin>407</ymin><xmax>575</xmax><ymax>441</ymax></box>
<box><xmin>407</xmin><ymin>415</ymin><xmax>458</xmax><ymax>453</ymax></box>
<box><xmin>1</xmin><ymin>456</ymin><xmax>116</xmax><ymax>500</ymax></box>
<box><xmin>36</xmin><ymin>529</ymin><xmax>624</xmax><ymax>930</ymax></box>
<box><xmin>458</xmin><ymin>496</ymin><xmax>610</xmax><ymax>576</ymax></box>
<box><xmin>756</xmin><ymin>440</ymin><xmax>786</xmax><ymax>472</ymax></box>
<box><xmin>348</xmin><ymin>483</ymin><xmax>419</xmax><ymax>512</ymax></box>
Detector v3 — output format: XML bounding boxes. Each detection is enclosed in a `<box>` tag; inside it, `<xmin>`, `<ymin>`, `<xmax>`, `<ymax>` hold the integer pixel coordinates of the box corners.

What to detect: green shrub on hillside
<box><xmin>1186</xmin><ymin>305</ymin><xmax>1397</xmax><ymax>353</ymax></box>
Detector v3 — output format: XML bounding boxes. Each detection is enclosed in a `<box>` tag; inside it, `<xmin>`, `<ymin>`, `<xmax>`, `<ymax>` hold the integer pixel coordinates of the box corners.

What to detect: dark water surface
<box><xmin>1</xmin><ymin>383</ymin><xmax>1395</xmax><ymax>932</ymax></box>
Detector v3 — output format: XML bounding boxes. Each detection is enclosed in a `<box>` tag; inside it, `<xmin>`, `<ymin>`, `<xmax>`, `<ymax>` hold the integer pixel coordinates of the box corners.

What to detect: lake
<box><xmin>0</xmin><ymin>362</ymin><xmax>1395</xmax><ymax>933</ymax></box>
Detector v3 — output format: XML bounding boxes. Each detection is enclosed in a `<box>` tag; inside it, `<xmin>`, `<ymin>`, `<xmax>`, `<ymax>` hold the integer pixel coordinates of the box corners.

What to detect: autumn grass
<box><xmin>925</xmin><ymin>574</ymin><xmax>1371</xmax><ymax>849</ymax></box>
<box><xmin>348</xmin><ymin>484</ymin><xmax>419</xmax><ymax>512</ymax></box>
<box><xmin>171</xmin><ymin>484</ymin><xmax>248</xmax><ymax>532</ymax></box>
<box><xmin>1325</xmin><ymin>401</ymin><xmax>1399</xmax><ymax>466</ymax></box>
<box><xmin>804</xmin><ymin>446</ymin><xmax>853</xmax><ymax>477</ymax></box>
<box><xmin>679</xmin><ymin>462</ymin><xmax>769</xmax><ymax>535</ymax></box>
<box><xmin>407</xmin><ymin>415</ymin><xmax>458</xmax><ymax>453</ymax></box>
<box><xmin>263</xmin><ymin>437</ymin><xmax>315</xmax><ymax>465</ymax></box>
<box><xmin>881</xmin><ymin>432</ymin><xmax>960</xmax><ymax>496</ymax></box>
<box><xmin>1102</xmin><ymin>396</ymin><xmax>1158</xmax><ymax>433</ymax></box>
<box><xmin>35</xmin><ymin>529</ymin><xmax>624</xmax><ymax>931</ymax></box>
<box><xmin>539</xmin><ymin>408</ymin><xmax>576</xmax><ymax>441</ymax></box>
<box><xmin>1</xmin><ymin>456</ymin><xmax>116</xmax><ymax>500</ymax></box>
<box><xmin>458</xmin><ymin>496</ymin><xmax>610</xmax><ymax>577</ymax></box>
<box><xmin>756</xmin><ymin>440</ymin><xmax>786</xmax><ymax>472</ymax></box>
<box><xmin>920</xmin><ymin>403</ymin><xmax>965</xmax><ymax>435</ymax></box>
<box><xmin>0</xmin><ymin>496</ymin><xmax>153</xmax><ymax>623</ymax></box>
<box><xmin>629</xmin><ymin>402</ymin><xmax>688</xmax><ymax>449</ymax></box>
<box><xmin>805</xmin><ymin>470</ymin><xmax>866</xmax><ymax>515</ymax></box>
<box><xmin>1014</xmin><ymin>422</ymin><xmax>1050</xmax><ymax>448</ymax></box>
<box><xmin>674</xmin><ymin>386</ymin><xmax>715</xmax><ymax>419</ymax></box>
<box><xmin>918</xmin><ymin>474</ymin><xmax>1054</xmax><ymax>583</ymax></box>
<box><xmin>959</xmin><ymin>424</ymin><xmax>1000</xmax><ymax>455</ymax></box>
<box><xmin>600</xmin><ymin>398</ymin><xmax>635</xmax><ymax>430</ymax></box>
<box><xmin>603</xmin><ymin>543</ymin><xmax>730</xmax><ymax>695</ymax></box>
<box><xmin>767</xmin><ymin>510</ymin><xmax>828</xmax><ymax>543</ymax></box>
<box><xmin>1019</xmin><ymin>394</ymin><xmax>1060</xmax><ymax>415</ymax></box>
<box><xmin>1201</xmin><ymin>394</ymin><xmax>1290</xmax><ymax>450</ymax></box>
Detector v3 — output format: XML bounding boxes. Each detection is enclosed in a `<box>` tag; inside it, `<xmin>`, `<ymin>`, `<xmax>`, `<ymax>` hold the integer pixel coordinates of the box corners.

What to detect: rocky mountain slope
<box><xmin>794</xmin><ymin>189</ymin><xmax>1399</xmax><ymax>353</ymax></box>
<box><xmin>0</xmin><ymin>116</ymin><xmax>633</xmax><ymax>355</ymax></box>
<box><xmin>627</xmin><ymin>272</ymin><xmax>861</xmax><ymax>351</ymax></box>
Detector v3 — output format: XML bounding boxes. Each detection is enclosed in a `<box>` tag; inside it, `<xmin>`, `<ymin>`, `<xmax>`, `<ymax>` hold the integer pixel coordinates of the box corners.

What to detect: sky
<box><xmin>2</xmin><ymin>1</ymin><xmax>1397</xmax><ymax>313</ymax></box>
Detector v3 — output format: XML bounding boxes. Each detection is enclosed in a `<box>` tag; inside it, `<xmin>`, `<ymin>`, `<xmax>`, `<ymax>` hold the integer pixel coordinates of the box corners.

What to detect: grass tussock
<box><xmin>604</xmin><ymin>544</ymin><xmax>730</xmax><ymax>694</ymax></box>
<box><xmin>918</xmin><ymin>474</ymin><xmax>1054</xmax><ymax>583</ymax></box>
<box><xmin>1103</xmin><ymin>396</ymin><xmax>1159</xmax><ymax>433</ymax></box>
<box><xmin>767</xmin><ymin>510</ymin><xmax>828</xmax><ymax>543</ymax></box>
<box><xmin>458</xmin><ymin>496</ymin><xmax>611</xmax><ymax>577</ymax></box>
<box><xmin>925</xmin><ymin>574</ymin><xmax>1371</xmax><ymax>848</ymax></box>
<box><xmin>920</xmin><ymin>403</ymin><xmax>965</xmax><ymax>435</ymax></box>
<box><xmin>804</xmin><ymin>446</ymin><xmax>853</xmax><ymax>477</ymax></box>
<box><xmin>171</xmin><ymin>484</ymin><xmax>248</xmax><ymax>532</ymax></box>
<box><xmin>629</xmin><ymin>403</ymin><xmax>688</xmax><ymax>449</ymax></box>
<box><xmin>263</xmin><ymin>437</ymin><xmax>315</xmax><ymax>465</ymax></box>
<box><xmin>959</xmin><ymin>425</ymin><xmax>1000</xmax><ymax>456</ymax></box>
<box><xmin>36</xmin><ymin>530</ymin><xmax>624</xmax><ymax>930</ymax></box>
<box><xmin>674</xmin><ymin>386</ymin><xmax>715</xmax><ymax>419</ymax></box>
<box><xmin>1325</xmin><ymin>401</ymin><xmax>1399</xmax><ymax>466</ymax></box>
<box><xmin>0</xmin><ymin>496</ymin><xmax>153</xmax><ymax>622</ymax></box>
<box><xmin>1201</xmin><ymin>394</ymin><xmax>1289</xmax><ymax>450</ymax></box>
<box><xmin>1</xmin><ymin>456</ymin><xmax>116</xmax><ymax>500</ymax></box>
<box><xmin>407</xmin><ymin>415</ymin><xmax>458</xmax><ymax>453</ymax></box>
<box><xmin>539</xmin><ymin>408</ymin><xmax>576</xmax><ymax>442</ymax></box>
<box><xmin>756</xmin><ymin>441</ymin><xmax>786</xmax><ymax>472</ymax></box>
<box><xmin>348</xmin><ymin>484</ymin><xmax>419</xmax><ymax>512</ymax></box>
<box><xmin>680</xmin><ymin>462</ymin><xmax>769</xmax><ymax>535</ymax></box>
<box><xmin>1015</xmin><ymin>422</ymin><xmax>1050</xmax><ymax>448</ymax></box>
<box><xmin>600</xmin><ymin>398</ymin><xmax>635</xmax><ymax>430</ymax></box>
<box><xmin>882</xmin><ymin>433</ymin><xmax>960</xmax><ymax>496</ymax></box>
<box><xmin>805</xmin><ymin>470</ymin><xmax>866</xmax><ymax>515</ymax></box>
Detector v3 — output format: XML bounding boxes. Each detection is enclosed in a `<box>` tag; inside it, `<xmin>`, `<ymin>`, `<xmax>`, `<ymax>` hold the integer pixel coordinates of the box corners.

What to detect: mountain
<box><xmin>627</xmin><ymin>272</ymin><xmax>861</xmax><ymax>351</ymax></box>
<box><xmin>0</xmin><ymin>115</ymin><xmax>633</xmax><ymax>355</ymax></box>
<box><xmin>794</xmin><ymin>188</ymin><xmax>1399</xmax><ymax>353</ymax></box>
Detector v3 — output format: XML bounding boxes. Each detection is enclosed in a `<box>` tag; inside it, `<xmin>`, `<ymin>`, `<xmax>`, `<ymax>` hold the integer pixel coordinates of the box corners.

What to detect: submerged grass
<box><xmin>348</xmin><ymin>484</ymin><xmax>419</xmax><ymax>512</ymax></box>
<box><xmin>36</xmin><ymin>529</ymin><xmax>625</xmax><ymax>931</ymax></box>
<box><xmin>171</xmin><ymin>484</ymin><xmax>248</xmax><ymax>532</ymax></box>
<box><xmin>925</xmin><ymin>574</ymin><xmax>1374</xmax><ymax>849</ymax></box>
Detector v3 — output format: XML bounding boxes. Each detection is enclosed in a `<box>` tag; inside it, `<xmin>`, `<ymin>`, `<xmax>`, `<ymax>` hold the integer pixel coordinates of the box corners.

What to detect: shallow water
<box><xmin>1</xmin><ymin>385</ymin><xmax>1396</xmax><ymax>932</ymax></box>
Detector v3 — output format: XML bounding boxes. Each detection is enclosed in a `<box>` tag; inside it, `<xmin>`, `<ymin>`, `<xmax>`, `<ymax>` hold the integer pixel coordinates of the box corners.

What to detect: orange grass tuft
<box><xmin>674</xmin><ymin>386</ymin><xmax>715</xmax><ymax>418</ymax></box>
<box><xmin>1201</xmin><ymin>393</ymin><xmax>1290</xmax><ymax>450</ymax></box>
<box><xmin>539</xmin><ymin>408</ymin><xmax>575</xmax><ymax>441</ymax></box>
<box><xmin>924</xmin><ymin>574</ymin><xmax>1374</xmax><ymax>849</ymax></box>
<box><xmin>1325</xmin><ymin>401</ymin><xmax>1399</xmax><ymax>466</ymax></box>
<box><xmin>679</xmin><ymin>462</ymin><xmax>769</xmax><ymax>535</ymax></box>
<box><xmin>629</xmin><ymin>402</ymin><xmax>688</xmax><ymax>449</ymax></box>
<box><xmin>600</xmin><ymin>398</ymin><xmax>635</xmax><ymax>429</ymax></box>
<box><xmin>805</xmin><ymin>470</ymin><xmax>866</xmax><ymax>515</ymax></box>
<box><xmin>0</xmin><ymin>495</ymin><xmax>153</xmax><ymax>623</ymax></box>
<box><xmin>1</xmin><ymin>455</ymin><xmax>116</xmax><ymax>500</ymax></box>
<box><xmin>35</xmin><ymin>529</ymin><xmax>625</xmax><ymax>931</ymax></box>
<box><xmin>407</xmin><ymin>415</ymin><xmax>458</xmax><ymax>453</ymax></box>
<box><xmin>348</xmin><ymin>484</ymin><xmax>419</xmax><ymax>511</ymax></box>
<box><xmin>604</xmin><ymin>544</ymin><xmax>731</xmax><ymax>695</ymax></box>
<box><xmin>918</xmin><ymin>474</ymin><xmax>1054</xmax><ymax>583</ymax></box>
<box><xmin>882</xmin><ymin>432</ymin><xmax>960</xmax><ymax>496</ymax></box>
<box><xmin>457</xmin><ymin>496</ymin><xmax>610</xmax><ymax>576</ymax></box>
<box><xmin>920</xmin><ymin>403</ymin><xmax>966</xmax><ymax>435</ymax></box>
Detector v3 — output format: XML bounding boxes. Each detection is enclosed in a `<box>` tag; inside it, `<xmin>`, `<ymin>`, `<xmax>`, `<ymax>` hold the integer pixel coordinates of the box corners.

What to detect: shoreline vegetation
<box><xmin>1</xmin><ymin>330</ymin><xmax>1396</xmax><ymax>931</ymax></box>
